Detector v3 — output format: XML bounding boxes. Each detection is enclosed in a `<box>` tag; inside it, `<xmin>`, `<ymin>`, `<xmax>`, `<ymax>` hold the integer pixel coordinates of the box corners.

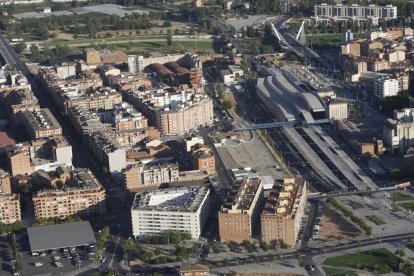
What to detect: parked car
<box><xmin>34</xmin><ymin>262</ymin><xmax>43</xmax><ymax>267</ymax></box>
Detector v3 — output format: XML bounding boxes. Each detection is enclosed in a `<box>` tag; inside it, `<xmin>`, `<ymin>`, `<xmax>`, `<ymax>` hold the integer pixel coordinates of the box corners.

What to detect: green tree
<box><xmin>14</xmin><ymin>41</ymin><xmax>26</xmax><ymax>53</ymax></box>
<box><xmin>166</xmin><ymin>33</ymin><xmax>172</xmax><ymax>46</ymax></box>
<box><xmin>163</xmin><ymin>21</ymin><xmax>172</xmax><ymax>27</ymax></box>
<box><xmin>222</xmin><ymin>100</ymin><xmax>233</xmax><ymax>110</ymax></box>
<box><xmin>30</xmin><ymin>44</ymin><xmax>41</xmax><ymax>62</ymax></box>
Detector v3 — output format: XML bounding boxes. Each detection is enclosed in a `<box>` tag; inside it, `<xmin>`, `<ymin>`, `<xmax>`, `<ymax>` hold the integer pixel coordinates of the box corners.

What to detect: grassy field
<box><xmin>44</xmin><ymin>39</ymin><xmax>220</xmax><ymax>53</ymax></box>
<box><xmin>306</xmin><ymin>33</ymin><xmax>365</xmax><ymax>47</ymax></box>
<box><xmin>366</xmin><ymin>215</ymin><xmax>386</xmax><ymax>225</ymax></box>
<box><xmin>400</xmin><ymin>202</ymin><xmax>414</xmax><ymax>211</ymax></box>
<box><xmin>323</xmin><ymin>267</ymin><xmax>358</xmax><ymax>276</ymax></box>
<box><xmin>323</xmin><ymin>248</ymin><xmax>400</xmax><ymax>273</ymax></box>
<box><xmin>391</xmin><ymin>192</ymin><xmax>414</xmax><ymax>202</ymax></box>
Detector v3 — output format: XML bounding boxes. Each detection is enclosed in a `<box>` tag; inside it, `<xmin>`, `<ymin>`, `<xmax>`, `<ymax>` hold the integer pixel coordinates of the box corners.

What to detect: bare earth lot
<box><xmin>318</xmin><ymin>207</ymin><xmax>361</xmax><ymax>241</ymax></box>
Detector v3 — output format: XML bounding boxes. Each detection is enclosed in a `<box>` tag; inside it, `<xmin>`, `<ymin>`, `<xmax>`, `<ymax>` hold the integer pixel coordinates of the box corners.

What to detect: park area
<box><xmin>323</xmin><ymin>248</ymin><xmax>400</xmax><ymax>274</ymax></box>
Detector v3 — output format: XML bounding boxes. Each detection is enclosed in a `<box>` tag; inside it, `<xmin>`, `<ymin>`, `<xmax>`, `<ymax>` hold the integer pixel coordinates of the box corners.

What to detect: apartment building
<box><xmin>61</xmin><ymin>87</ymin><xmax>123</xmax><ymax>114</ymax></box>
<box><xmin>67</xmin><ymin>106</ymin><xmax>109</xmax><ymax>142</ymax></box>
<box><xmin>314</xmin><ymin>4</ymin><xmax>397</xmax><ymax>21</ymax></box>
<box><xmin>5</xmin><ymin>136</ymin><xmax>73</xmax><ymax>176</ymax></box>
<box><xmin>0</xmin><ymin>169</ymin><xmax>11</xmax><ymax>194</ymax></box>
<box><xmin>98</xmin><ymin>102</ymin><xmax>148</xmax><ymax>131</ymax></box>
<box><xmin>328</xmin><ymin>100</ymin><xmax>348</xmax><ymax>120</ymax></box>
<box><xmin>89</xmin><ymin>131</ymin><xmax>127</xmax><ymax>174</ymax></box>
<box><xmin>0</xmin><ymin>86</ymin><xmax>40</xmax><ymax>124</ymax></box>
<box><xmin>123</xmin><ymin>89</ymin><xmax>213</xmax><ymax>136</ymax></box>
<box><xmin>190</xmin><ymin>144</ymin><xmax>215</xmax><ymax>175</ymax></box>
<box><xmin>261</xmin><ymin>177</ymin><xmax>307</xmax><ymax>246</ymax></box>
<box><xmin>218</xmin><ymin>176</ymin><xmax>265</xmax><ymax>243</ymax></box>
<box><xmin>0</xmin><ymin>194</ymin><xmax>21</xmax><ymax>224</ymax></box>
<box><xmin>22</xmin><ymin>108</ymin><xmax>62</xmax><ymax>139</ymax></box>
<box><xmin>32</xmin><ymin>168</ymin><xmax>106</xmax><ymax>219</ymax></box>
<box><xmin>386</xmin><ymin>49</ymin><xmax>406</xmax><ymax>63</ymax></box>
<box><xmin>360</xmin><ymin>71</ymin><xmax>399</xmax><ymax>98</ymax></box>
<box><xmin>131</xmin><ymin>186</ymin><xmax>210</xmax><ymax>239</ymax></box>
<box><xmin>105</xmin><ymin>72</ymin><xmax>152</xmax><ymax>91</ymax></box>
<box><xmin>342</xmin><ymin>55</ymin><xmax>368</xmax><ymax>75</ymax></box>
<box><xmin>123</xmin><ymin>161</ymin><xmax>179</xmax><ymax>191</ymax></box>
<box><xmin>340</xmin><ymin>42</ymin><xmax>361</xmax><ymax>57</ymax></box>
<box><xmin>383</xmin><ymin>108</ymin><xmax>414</xmax><ymax>155</ymax></box>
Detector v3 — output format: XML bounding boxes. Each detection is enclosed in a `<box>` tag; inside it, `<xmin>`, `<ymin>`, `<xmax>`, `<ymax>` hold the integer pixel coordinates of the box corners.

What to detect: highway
<box><xmin>0</xmin><ymin>34</ymin><xmax>29</xmax><ymax>75</ymax></box>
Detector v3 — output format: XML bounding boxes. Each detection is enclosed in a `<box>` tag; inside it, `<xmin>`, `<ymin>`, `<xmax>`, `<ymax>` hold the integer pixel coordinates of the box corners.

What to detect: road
<box><xmin>0</xmin><ymin>33</ymin><xmax>29</xmax><ymax>75</ymax></box>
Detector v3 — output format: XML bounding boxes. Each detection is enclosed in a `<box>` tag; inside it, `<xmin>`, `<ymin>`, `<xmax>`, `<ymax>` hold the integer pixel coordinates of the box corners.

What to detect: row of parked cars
<box><xmin>310</xmin><ymin>204</ymin><xmax>324</xmax><ymax>240</ymax></box>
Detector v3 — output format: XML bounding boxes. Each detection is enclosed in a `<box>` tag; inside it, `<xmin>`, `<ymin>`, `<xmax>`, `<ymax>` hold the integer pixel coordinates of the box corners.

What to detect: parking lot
<box><xmin>18</xmin><ymin>246</ymin><xmax>98</xmax><ymax>275</ymax></box>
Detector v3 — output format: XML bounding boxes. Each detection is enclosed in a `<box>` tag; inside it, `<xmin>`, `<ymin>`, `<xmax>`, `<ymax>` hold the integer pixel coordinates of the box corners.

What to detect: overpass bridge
<box><xmin>234</xmin><ymin>119</ymin><xmax>331</xmax><ymax>131</ymax></box>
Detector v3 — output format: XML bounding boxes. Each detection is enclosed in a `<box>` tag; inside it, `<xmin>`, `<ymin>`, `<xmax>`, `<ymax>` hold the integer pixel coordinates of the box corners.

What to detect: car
<box><xmin>40</xmin><ymin>252</ymin><xmax>46</xmax><ymax>257</ymax></box>
<box><xmin>34</xmin><ymin>262</ymin><xmax>43</xmax><ymax>267</ymax></box>
<box><xmin>31</xmin><ymin>252</ymin><xmax>39</xmax><ymax>256</ymax></box>
<box><xmin>305</xmin><ymin>265</ymin><xmax>315</xmax><ymax>271</ymax></box>
<box><xmin>53</xmin><ymin>256</ymin><xmax>61</xmax><ymax>261</ymax></box>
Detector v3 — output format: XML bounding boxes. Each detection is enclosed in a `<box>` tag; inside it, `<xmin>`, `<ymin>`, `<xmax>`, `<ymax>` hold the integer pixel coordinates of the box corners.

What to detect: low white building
<box><xmin>221</xmin><ymin>65</ymin><xmax>244</xmax><ymax>85</ymax></box>
<box><xmin>131</xmin><ymin>186</ymin><xmax>210</xmax><ymax>239</ymax></box>
<box><xmin>328</xmin><ymin>100</ymin><xmax>348</xmax><ymax>120</ymax></box>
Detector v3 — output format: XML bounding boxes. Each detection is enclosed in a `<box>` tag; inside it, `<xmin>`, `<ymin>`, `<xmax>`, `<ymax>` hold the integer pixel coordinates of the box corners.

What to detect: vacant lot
<box><xmin>323</xmin><ymin>248</ymin><xmax>400</xmax><ymax>274</ymax></box>
<box><xmin>318</xmin><ymin>207</ymin><xmax>361</xmax><ymax>241</ymax></box>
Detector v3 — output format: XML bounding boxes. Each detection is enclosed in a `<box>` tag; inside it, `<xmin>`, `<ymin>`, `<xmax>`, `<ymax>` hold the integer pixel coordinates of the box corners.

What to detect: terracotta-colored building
<box><xmin>261</xmin><ymin>177</ymin><xmax>307</xmax><ymax>246</ymax></box>
<box><xmin>191</xmin><ymin>144</ymin><xmax>215</xmax><ymax>175</ymax></box>
<box><xmin>218</xmin><ymin>176</ymin><xmax>264</xmax><ymax>243</ymax></box>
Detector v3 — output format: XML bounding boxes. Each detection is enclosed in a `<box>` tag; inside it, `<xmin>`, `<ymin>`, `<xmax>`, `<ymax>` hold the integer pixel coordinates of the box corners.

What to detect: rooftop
<box><xmin>22</xmin><ymin>108</ymin><xmax>61</xmax><ymax>132</ymax></box>
<box><xmin>221</xmin><ymin>176</ymin><xmax>264</xmax><ymax>213</ymax></box>
<box><xmin>131</xmin><ymin>186</ymin><xmax>209</xmax><ymax>213</ymax></box>
<box><xmin>27</xmin><ymin>221</ymin><xmax>96</xmax><ymax>252</ymax></box>
<box><xmin>34</xmin><ymin>168</ymin><xmax>103</xmax><ymax>197</ymax></box>
<box><xmin>262</xmin><ymin>177</ymin><xmax>306</xmax><ymax>218</ymax></box>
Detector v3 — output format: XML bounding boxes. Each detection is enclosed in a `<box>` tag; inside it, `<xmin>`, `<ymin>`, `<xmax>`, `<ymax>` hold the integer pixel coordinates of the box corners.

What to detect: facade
<box><xmin>341</xmin><ymin>42</ymin><xmax>361</xmax><ymax>57</ymax></box>
<box><xmin>99</xmin><ymin>102</ymin><xmax>148</xmax><ymax>131</ymax></box>
<box><xmin>123</xmin><ymin>89</ymin><xmax>213</xmax><ymax>136</ymax></box>
<box><xmin>190</xmin><ymin>144</ymin><xmax>215</xmax><ymax>175</ymax></box>
<box><xmin>128</xmin><ymin>53</ymin><xmax>185</xmax><ymax>73</ymax></box>
<box><xmin>383</xmin><ymin>108</ymin><xmax>414</xmax><ymax>155</ymax></box>
<box><xmin>328</xmin><ymin>100</ymin><xmax>348</xmax><ymax>120</ymax></box>
<box><xmin>6</xmin><ymin>137</ymin><xmax>73</xmax><ymax>176</ymax></box>
<box><xmin>32</xmin><ymin>168</ymin><xmax>106</xmax><ymax>219</ymax></box>
<box><xmin>360</xmin><ymin>72</ymin><xmax>399</xmax><ymax>98</ymax></box>
<box><xmin>180</xmin><ymin>263</ymin><xmax>210</xmax><ymax>276</ymax></box>
<box><xmin>67</xmin><ymin>106</ymin><xmax>109</xmax><ymax>142</ymax></box>
<box><xmin>21</xmin><ymin>108</ymin><xmax>62</xmax><ymax>139</ymax></box>
<box><xmin>261</xmin><ymin>177</ymin><xmax>307</xmax><ymax>246</ymax></box>
<box><xmin>131</xmin><ymin>186</ymin><xmax>211</xmax><ymax>239</ymax></box>
<box><xmin>0</xmin><ymin>86</ymin><xmax>40</xmax><ymax>124</ymax></box>
<box><xmin>0</xmin><ymin>169</ymin><xmax>11</xmax><ymax>194</ymax></box>
<box><xmin>218</xmin><ymin>176</ymin><xmax>264</xmax><ymax>243</ymax></box>
<box><xmin>0</xmin><ymin>194</ymin><xmax>21</xmax><ymax>224</ymax></box>
<box><xmin>89</xmin><ymin>131</ymin><xmax>127</xmax><ymax>174</ymax></box>
<box><xmin>123</xmin><ymin>162</ymin><xmax>179</xmax><ymax>191</ymax></box>
<box><xmin>314</xmin><ymin>4</ymin><xmax>397</xmax><ymax>21</ymax></box>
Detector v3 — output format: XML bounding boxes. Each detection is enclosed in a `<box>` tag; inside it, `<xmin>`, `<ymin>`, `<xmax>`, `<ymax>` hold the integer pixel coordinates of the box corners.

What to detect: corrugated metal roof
<box><xmin>27</xmin><ymin>221</ymin><xmax>96</xmax><ymax>252</ymax></box>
